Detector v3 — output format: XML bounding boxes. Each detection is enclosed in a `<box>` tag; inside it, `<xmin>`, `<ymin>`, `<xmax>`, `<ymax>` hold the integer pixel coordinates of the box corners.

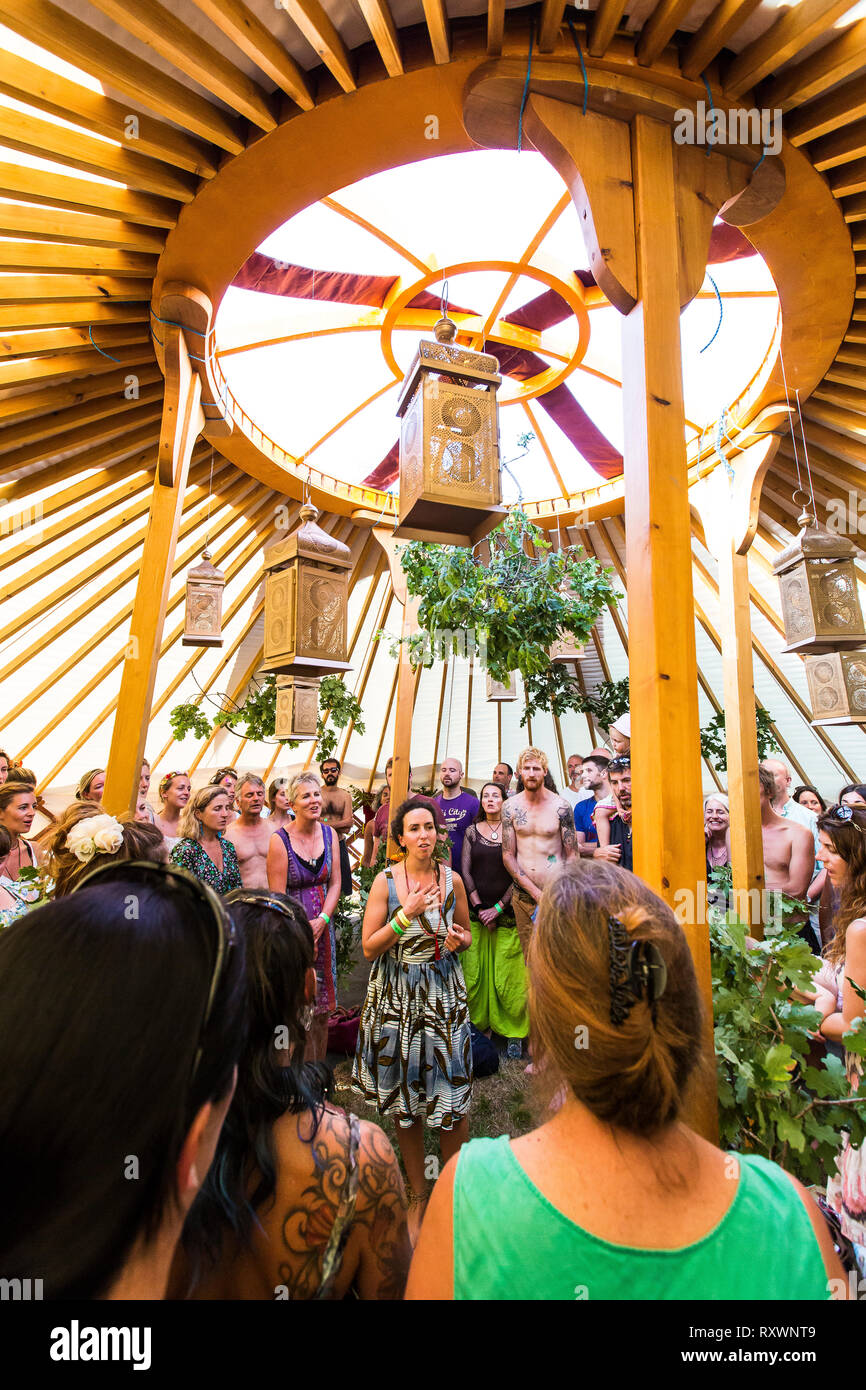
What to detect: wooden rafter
<box><xmin>538</xmin><ymin>0</ymin><xmax>567</xmax><ymax>53</ymax></box>
<box><xmin>188</xmin><ymin>0</ymin><xmax>315</xmax><ymax>108</ymax></box>
<box><xmin>636</xmin><ymin>0</ymin><xmax>696</xmax><ymax>67</ymax></box>
<box><xmin>724</xmin><ymin>0</ymin><xmax>859</xmax><ymax>100</ymax></box>
<box><xmin>681</xmin><ymin>0</ymin><xmax>763</xmax><ymax>81</ymax></box>
<box><xmin>487</xmin><ymin>0</ymin><xmax>505</xmax><ymax>55</ymax></box>
<box><xmin>589</xmin><ymin>0</ymin><xmax>628</xmax><ymax>57</ymax></box>
<box><xmin>0</xmin><ymin>165</ymin><xmax>180</xmax><ymax>228</ymax></box>
<box><xmin>279</xmin><ymin>0</ymin><xmax>356</xmax><ymax>92</ymax></box>
<box><xmin>421</xmin><ymin>0</ymin><xmax>450</xmax><ymax>64</ymax></box>
<box><xmin>355</xmin><ymin>0</ymin><xmax>403</xmax><ymax>76</ymax></box>
<box><xmin>762</xmin><ymin>19</ymin><xmax>866</xmax><ymax>112</ymax></box>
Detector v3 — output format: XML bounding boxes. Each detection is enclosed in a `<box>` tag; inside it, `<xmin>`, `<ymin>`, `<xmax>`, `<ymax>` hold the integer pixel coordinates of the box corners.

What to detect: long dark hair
<box><xmin>182</xmin><ymin>891</ymin><xmax>332</xmax><ymax>1273</ymax></box>
<box><xmin>817</xmin><ymin>805</ymin><xmax>866</xmax><ymax>966</ymax></box>
<box><xmin>0</xmin><ymin>872</ymin><xmax>245</xmax><ymax>1298</ymax></box>
<box><xmin>475</xmin><ymin>782</ymin><xmax>505</xmax><ymax>823</ymax></box>
<box><xmin>793</xmin><ymin>784</ymin><xmax>827</xmax><ymax>813</ymax></box>
<box><xmin>390</xmin><ymin>795</ymin><xmax>443</xmax><ymax>847</ymax></box>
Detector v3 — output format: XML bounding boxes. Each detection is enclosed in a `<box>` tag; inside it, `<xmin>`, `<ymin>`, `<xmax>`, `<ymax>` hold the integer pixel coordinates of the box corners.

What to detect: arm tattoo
<box><xmin>558</xmin><ymin>802</ymin><xmax>577</xmax><ymax>860</ymax></box>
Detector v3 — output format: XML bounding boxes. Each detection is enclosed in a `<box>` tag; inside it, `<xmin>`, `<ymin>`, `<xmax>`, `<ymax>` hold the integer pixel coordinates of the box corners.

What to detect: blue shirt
<box><xmin>573</xmin><ymin>797</ymin><xmax>599</xmax><ymax>846</ymax></box>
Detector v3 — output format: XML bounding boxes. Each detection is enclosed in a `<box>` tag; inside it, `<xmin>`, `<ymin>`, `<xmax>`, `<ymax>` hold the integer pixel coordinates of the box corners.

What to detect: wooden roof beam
<box><xmin>538</xmin><ymin>0</ymin><xmax>567</xmax><ymax>53</ymax></box>
<box><xmin>188</xmin><ymin>0</ymin><xmax>315</xmax><ymax>107</ymax></box>
<box><xmin>808</xmin><ymin>118</ymin><xmax>866</xmax><ymax>171</ymax></box>
<box><xmin>786</xmin><ymin>78</ymin><xmax>866</xmax><ymax>146</ymax></box>
<box><xmin>0</xmin><ymin>163</ymin><xmax>180</xmax><ymax>229</ymax></box>
<box><xmin>0</xmin><ymin>378</ymin><xmax>163</xmax><ymax>455</ymax></box>
<box><xmin>681</xmin><ymin>0</ymin><xmax>764</xmax><ymax>80</ymax></box>
<box><xmin>829</xmin><ymin>159</ymin><xmax>866</xmax><ymax>197</ymax></box>
<box><xmin>0</xmin><ymin>107</ymin><xmax>198</xmax><ymax>203</ymax></box>
<box><xmin>0</xmin><ymin>245</ymin><xmax>158</xmax><ymax>276</ymax></box>
<box><xmin>724</xmin><ymin>0</ymin><xmax>857</xmax><ymax>100</ymax></box>
<box><xmin>0</xmin><ymin>49</ymin><xmax>218</xmax><ymax>177</ymax></box>
<box><xmin>637</xmin><ymin>0</ymin><xmax>697</xmax><ymax>68</ymax></box>
<box><xmin>0</xmin><ymin>363</ymin><xmax>163</xmax><ymax>429</ymax></box>
<box><xmin>278</xmin><ymin>0</ymin><xmax>356</xmax><ymax>91</ymax></box>
<box><xmin>0</xmin><ymin>344</ymin><xmax>154</xmax><ymax>391</ymax></box>
<box><xmin>0</xmin><ymin>0</ymin><xmax>245</xmax><ymax>154</ymax></box>
<box><xmin>85</xmin><ymin>0</ymin><xmax>278</xmax><ymax>131</ymax></box>
<box><xmin>0</xmin><ymin>204</ymin><xmax>166</xmax><ymax>253</ymax></box>
<box><xmin>0</xmin><ymin>301</ymin><xmax>149</xmax><ymax>334</ymax></box>
<box><xmin>0</xmin><ymin>325</ymin><xmax>150</xmax><ymax>361</ymax></box>
<box><xmin>354</xmin><ymin>0</ymin><xmax>403</xmax><ymax>76</ymax></box>
<box><xmin>421</xmin><ymin>0</ymin><xmax>450</xmax><ymax>64</ymax></box>
<box><xmin>589</xmin><ymin>0</ymin><xmax>628</xmax><ymax>57</ymax></box>
<box><xmin>761</xmin><ymin>16</ymin><xmax>866</xmax><ymax>112</ymax></box>
<box><xmin>487</xmin><ymin>0</ymin><xmax>505</xmax><ymax>55</ymax></box>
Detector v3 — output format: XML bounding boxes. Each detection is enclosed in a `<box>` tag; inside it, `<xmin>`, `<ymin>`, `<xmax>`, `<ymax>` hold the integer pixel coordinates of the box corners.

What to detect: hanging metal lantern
<box><xmin>773</xmin><ymin>505</ymin><xmax>865</xmax><ymax>655</ymax></box>
<box><xmin>261</xmin><ymin>503</ymin><xmax>352</xmax><ymax>678</ymax></box>
<box><xmin>550</xmin><ymin>632</ymin><xmax>586</xmax><ymax>663</ymax></box>
<box><xmin>394</xmin><ymin>315</ymin><xmax>505</xmax><ymax>546</ymax></box>
<box><xmin>804</xmin><ymin>652</ymin><xmax>866</xmax><ymax>725</ymax></box>
<box><xmin>274</xmin><ymin>675</ymin><xmax>320</xmax><ymax>739</ymax></box>
<box><xmin>182</xmin><ymin>548</ymin><xmax>225</xmax><ymax>646</ymax></box>
<box><xmin>486</xmin><ymin>671</ymin><xmax>518</xmax><ymax>701</ymax></box>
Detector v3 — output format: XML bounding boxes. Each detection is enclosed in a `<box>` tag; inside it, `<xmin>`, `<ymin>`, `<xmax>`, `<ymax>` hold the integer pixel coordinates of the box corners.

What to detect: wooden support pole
<box><xmin>103</xmin><ymin>322</ymin><xmax>204</xmax><ymax>816</ymax></box>
<box><xmin>373</xmin><ymin>527</ymin><xmax>421</xmax><ymax>857</ymax></box>
<box><xmin>620</xmin><ymin>115</ymin><xmax>715</xmax><ymax>1140</ymax></box>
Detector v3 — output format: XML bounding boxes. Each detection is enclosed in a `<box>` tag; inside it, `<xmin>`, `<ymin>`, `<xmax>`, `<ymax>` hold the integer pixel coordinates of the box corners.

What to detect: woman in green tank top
<box><xmin>406</xmin><ymin>861</ymin><xmax>846</xmax><ymax>1300</ymax></box>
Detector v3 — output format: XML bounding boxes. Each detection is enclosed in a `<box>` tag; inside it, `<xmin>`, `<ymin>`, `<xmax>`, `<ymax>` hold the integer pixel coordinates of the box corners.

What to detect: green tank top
<box><xmin>453</xmin><ymin>1135</ymin><xmax>830</xmax><ymax>1300</ymax></box>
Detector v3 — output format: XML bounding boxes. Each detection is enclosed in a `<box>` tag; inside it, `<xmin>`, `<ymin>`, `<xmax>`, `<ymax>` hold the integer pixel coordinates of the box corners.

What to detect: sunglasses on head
<box><xmin>608</xmin><ymin>757</ymin><xmax>631</xmax><ymax>773</ymax></box>
<box><xmin>826</xmin><ymin>803</ymin><xmax>865</xmax><ymax>832</ymax></box>
<box><xmin>72</xmin><ymin>859</ymin><xmax>237</xmax><ymax>1085</ymax></box>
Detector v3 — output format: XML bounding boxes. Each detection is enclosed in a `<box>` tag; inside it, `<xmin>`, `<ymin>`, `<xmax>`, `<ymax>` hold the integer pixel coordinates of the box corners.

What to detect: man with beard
<box><xmin>319</xmin><ymin>756</ymin><xmax>355</xmax><ymax>897</ymax></box>
<box><xmin>501</xmin><ymin>746</ymin><xmax>576</xmax><ymax>957</ymax></box>
<box><xmin>225</xmin><ymin>774</ymin><xmax>272</xmax><ymax>888</ymax></box>
<box><xmin>434</xmin><ymin>756</ymin><xmax>479</xmax><ymax>867</ymax></box>
<box><xmin>604</xmin><ymin>756</ymin><xmax>633</xmax><ymax>873</ymax></box>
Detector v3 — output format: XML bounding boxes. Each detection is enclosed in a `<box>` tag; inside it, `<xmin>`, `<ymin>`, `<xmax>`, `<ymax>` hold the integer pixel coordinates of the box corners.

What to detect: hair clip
<box><xmin>608</xmin><ymin>915</ymin><xmax>668</xmax><ymax>1026</ymax></box>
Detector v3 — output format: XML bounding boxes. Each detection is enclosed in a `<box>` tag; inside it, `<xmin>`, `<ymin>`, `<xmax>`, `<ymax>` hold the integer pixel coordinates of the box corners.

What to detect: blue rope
<box><xmin>517</xmin><ymin>18</ymin><xmax>534</xmax><ymax>152</ymax></box>
<box><xmin>699</xmin><ymin>273</ymin><xmax>723</xmax><ymax>353</ymax></box>
<box><xmin>715</xmin><ymin>409</ymin><xmax>735</xmax><ymax>483</ymax></box>
<box><xmin>700</xmin><ymin>74</ymin><xmax>714</xmax><ymax>158</ymax></box>
<box><xmin>88</xmin><ymin>324</ymin><xmax>121</xmax><ymax>363</ymax></box>
<box><xmin>566</xmin><ymin>10</ymin><xmax>588</xmax><ymax>115</ymax></box>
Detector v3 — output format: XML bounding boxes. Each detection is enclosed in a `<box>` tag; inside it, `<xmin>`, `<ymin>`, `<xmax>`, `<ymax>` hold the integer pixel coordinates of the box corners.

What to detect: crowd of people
<box><xmin>0</xmin><ymin>724</ymin><xmax>864</xmax><ymax>1299</ymax></box>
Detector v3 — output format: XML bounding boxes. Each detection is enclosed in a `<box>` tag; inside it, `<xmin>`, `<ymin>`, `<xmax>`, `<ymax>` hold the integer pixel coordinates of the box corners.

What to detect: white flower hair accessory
<box><xmin>66</xmin><ymin>814</ymin><xmax>124</xmax><ymax>864</ymax></box>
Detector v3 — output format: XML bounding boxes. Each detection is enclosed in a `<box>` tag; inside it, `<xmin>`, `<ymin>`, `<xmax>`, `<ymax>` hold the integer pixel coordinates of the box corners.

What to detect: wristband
<box><xmin>397</xmin><ymin>908</ymin><xmax>411</xmax><ymax>929</ymax></box>
<box><xmin>321</xmin><ymin>912</ymin><xmax>331</xmax><ymax>925</ymax></box>
<box><xmin>391</xmin><ymin>917</ymin><xmax>405</xmax><ymax>937</ymax></box>
<box><xmin>495</xmin><ymin>902</ymin><xmax>503</xmax><ymax>915</ymax></box>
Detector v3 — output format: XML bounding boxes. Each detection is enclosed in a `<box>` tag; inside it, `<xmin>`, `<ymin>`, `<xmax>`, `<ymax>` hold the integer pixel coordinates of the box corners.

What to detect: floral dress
<box><xmin>352</xmin><ymin>865</ymin><xmax>473</xmax><ymax>1131</ymax></box>
<box><xmin>170</xmin><ymin>835</ymin><xmax>242</xmax><ymax>894</ymax></box>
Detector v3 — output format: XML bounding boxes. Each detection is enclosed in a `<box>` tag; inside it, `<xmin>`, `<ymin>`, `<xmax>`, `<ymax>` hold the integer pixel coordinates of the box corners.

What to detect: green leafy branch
<box><xmin>169</xmin><ymin>673</ymin><xmax>364</xmax><ymax>762</ymax></box>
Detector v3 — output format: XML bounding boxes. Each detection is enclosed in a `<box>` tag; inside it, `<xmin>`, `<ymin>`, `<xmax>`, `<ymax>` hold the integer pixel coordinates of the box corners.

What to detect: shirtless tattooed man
<box><xmin>501</xmin><ymin>747</ymin><xmax>577</xmax><ymax>958</ymax></box>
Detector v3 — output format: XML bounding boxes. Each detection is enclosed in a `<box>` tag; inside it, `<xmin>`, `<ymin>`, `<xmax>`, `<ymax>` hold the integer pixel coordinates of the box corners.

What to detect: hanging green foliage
<box><xmin>701</xmin><ymin>706</ymin><xmax>779</xmax><ymax>773</ymax></box>
<box><xmin>169</xmin><ymin>673</ymin><xmax>364</xmax><ymax>761</ymax></box>
<box><xmin>571</xmin><ymin>676</ymin><xmax>630</xmax><ymax>734</ymax></box>
<box><xmin>388</xmin><ymin>508</ymin><xmax>619</xmax><ymax>724</ymax></box>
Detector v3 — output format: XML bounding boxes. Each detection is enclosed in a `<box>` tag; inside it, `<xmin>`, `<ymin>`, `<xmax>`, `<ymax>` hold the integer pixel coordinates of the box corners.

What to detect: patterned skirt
<box><xmin>351</xmin><ymin>951</ymin><xmax>473</xmax><ymax>1131</ymax></box>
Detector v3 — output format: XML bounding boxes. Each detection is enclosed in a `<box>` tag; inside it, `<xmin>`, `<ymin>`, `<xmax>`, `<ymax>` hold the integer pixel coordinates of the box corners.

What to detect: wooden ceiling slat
<box><xmin>776</xmin><ymin>439</ymin><xmax>866</xmax><ymax>494</ymax></box>
<box><xmin>0</xmin><ymin>164</ymin><xmax>179</xmax><ymax>229</ymax></box>
<box><xmin>589</xmin><ymin>0</ymin><xmax>628</xmax><ymax>57</ymax></box>
<box><xmin>681</xmin><ymin>0</ymin><xmax>763</xmax><ymax>80</ymax></box>
<box><xmin>538</xmin><ymin>0</ymin><xmax>567</xmax><ymax>53</ymax></box>
<box><xmin>762</xmin><ymin>17</ymin><xmax>866</xmax><ymax>112</ymax></box>
<box><xmin>809</xmin><ymin>118</ymin><xmax>866</xmax><ymax>171</ymax></box>
<box><xmin>814</xmin><ymin>382</ymin><xmax>866</xmax><ymax>412</ymax></box>
<box><xmin>803</xmin><ymin>398</ymin><xmax>866</xmax><ymax>445</ymax></box>
<box><xmin>0</xmin><ymin>364</ymin><xmax>163</xmax><ymax>429</ymax></box>
<box><xmin>0</xmin><ymin>274</ymin><xmax>154</xmax><ymax>302</ymax></box>
<box><xmin>0</xmin><ymin>204</ymin><xmax>166</xmax><ymax>253</ymax></box>
<box><xmin>421</xmin><ymin>0</ymin><xmax>450</xmax><ymax>64</ymax></box>
<box><xmin>637</xmin><ymin>0</ymin><xmax>697</xmax><ymax>67</ymax></box>
<box><xmin>0</xmin><ymin>416</ymin><xmax>161</xmax><ymax>487</ymax></box>
<box><xmin>785</xmin><ymin>76</ymin><xmax>866</xmax><ymax>146</ymax></box>
<box><xmin>0</xmin><ymin>344</ymin><xmax>154</xmax><ymax>391</ymax></box>
<box><xmin>278</xmin><ymin>0</ymin><xmax>356</xmax><ymax>91</ymax></box>
<box><xmin>0</xmin><ymin>398</ymin><xmax>164</xmax><ymax>475</ymax></box>
<box><xmin>487</xmin><ymin>0</ymin><xmax>505</xmax><ymax>55</ymax></box>
<box><xmin>0</xmin><ymin>244</ymin><xmax>158</xmax><ymax>276</ymax></box>
<box><xmin>85</xmin><ymin>0</ymin><xmax>278</xmax><ymax>131</ymax></box>
<box><xmin>188</xmin><ymin>0</ymin><xmax>315</xmax><ymax>107</ymax></box>
<box><xmin>842</xmin><ymin>191</ymin><xmax>866</xmax><ymax>220</ymax></box>
<box><xmin>0</xmin><ymin>324</ymin><xmax>150</xmax><ymax>361</ymax></box>
<box><xmin>0</xmin><ymin>378</ymin><xmax>163</xmax><ymax>454</ymax></box>
<box><xmin>830</xmin><ymin>158</ymin><xmax>866</xmax><ymax>197</ymax></box>
<box><xmin>0</xmin><ymin>302</ymin><xmax>150</xmax><ymax>333</ymax></box>
<box><xmin>0</xmin><ymin>49</ymin><xmax>218</xmax><ymax>178</ymax></box>
<box><xmin>353</xmin><ymin>0</ymin><xmax>403</xmax><ymax>76</ymax></box>
<box><xmin>0</xmin><ymin>0</ymin><xmax>246</xmax><ymax>153</ymax></box>
<box><xmin>724</xmin><ymin>0</ymin><xmax>857</xmax><ymax>100</ymax></box>
<box><xmin>0</xmin><ymin>107</ymin><xmax>198</xmax><ymax>202</ymax></box>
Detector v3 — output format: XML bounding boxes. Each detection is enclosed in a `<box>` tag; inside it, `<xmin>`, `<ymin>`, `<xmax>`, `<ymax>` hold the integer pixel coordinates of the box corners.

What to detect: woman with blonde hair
<box><xmin>267</xmin><ymin>772</ymin><xmax>340</xmax><ymax>1063</ymax></box>
<box><xmin>154</xmin><ymin>771</ymin><xmax>191</xmax><ymax>849</ymax></box>
<box><xmin>44</xmin><ymin>808</ymin><xmax>167</xmax><ymax>897</ymax></box>
<box><xmin>408</xmin><ymin>860</ymin><xmax>845</xmax><ymax>1299</ymax></box>
<box><xmin>170</xmin><ymin>785</ymin><xmax>241</xmax><ymax>894</ymax></box>
<box><xmin>74</xmin><ymin>769</ymin><xmax>105</xmax><ymax>805</ymax></box>
<box><xmin>0</xmin><ymin>780</ymin><xmax>41</xmax><ymax>893</ymax></box>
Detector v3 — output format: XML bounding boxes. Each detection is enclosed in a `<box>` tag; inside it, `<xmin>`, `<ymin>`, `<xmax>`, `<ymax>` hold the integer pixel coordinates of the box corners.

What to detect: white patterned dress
<box><xmin>352</xmin><ymin>865</ymin><xmax>473</xmax><ymax>1131</ymax></box>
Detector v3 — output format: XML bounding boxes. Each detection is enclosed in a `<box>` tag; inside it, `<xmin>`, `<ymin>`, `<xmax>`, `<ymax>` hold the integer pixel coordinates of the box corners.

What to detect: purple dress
<box><xmin>278</xmin><ymin>824</ymin><xmax>337</xmax><ymax>1018</ymax></box>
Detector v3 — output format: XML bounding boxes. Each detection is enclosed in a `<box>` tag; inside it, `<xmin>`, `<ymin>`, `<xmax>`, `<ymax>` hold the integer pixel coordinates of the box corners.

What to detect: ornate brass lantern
<box><xmin>804</xmin><ymin>652</ymin><xmax>866</xmax><ymax>725</ymax></box>
<box><xmin>394</xmin><ymin>315</ymin><xmax>505</xmax><ymax>546</ymax></box>
<box><xmin>274</xmin><ymin>676</ymin><xmax>320</xmax><ymax>740</ymax></box>
<box><xmin>773</xmin><ymin>509</ymin><xmax>865</xmax><ymax>655</ymax></box>
<box><xmin>182</xmin><ymin>548</ymin><xmax>225</xmax><ymax>646</ymax></box>
<box><xmin>486</xmin><ymin>671</ymin><xmax>518</xmax><ymax>701</ymax></box>
<box><xmin>261</xmin><ymin>504</ymin><xmax>352</xmax><ymax>678</ymax></box>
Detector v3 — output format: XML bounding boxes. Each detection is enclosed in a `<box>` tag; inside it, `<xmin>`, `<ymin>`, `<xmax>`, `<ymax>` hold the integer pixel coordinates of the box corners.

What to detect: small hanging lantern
<box><xmin>261</xmin><ymin>503</ymin><xmax>352</xmax><ymax>678</ymax></box>
<box><xmin>274</xmin><ymin>675</ymin><xmax>320</xmax><ymax>739</ymax></box>
<box><xmin>182</xmin><ymin>548</ymin><xmax>225</xmax><ymax>647</ymax></box>
<box><xmin>773</xmin><ymin>502</ymin><xmax>865</xmax><ymax>655</ymax></box>
<box><xmin>804</xmin><ymin>652</ymin><xmax>866</xmax><ymax>725</ymax></box>
<box><xmin>486</xmin><ymin>671</ymin><xmax>518</xmax><ymax>701</ymax></box>
<box><xmin>394</xmin><ymin>311</ymin><xmax>505</xmax><ymax>546</ymax></box>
